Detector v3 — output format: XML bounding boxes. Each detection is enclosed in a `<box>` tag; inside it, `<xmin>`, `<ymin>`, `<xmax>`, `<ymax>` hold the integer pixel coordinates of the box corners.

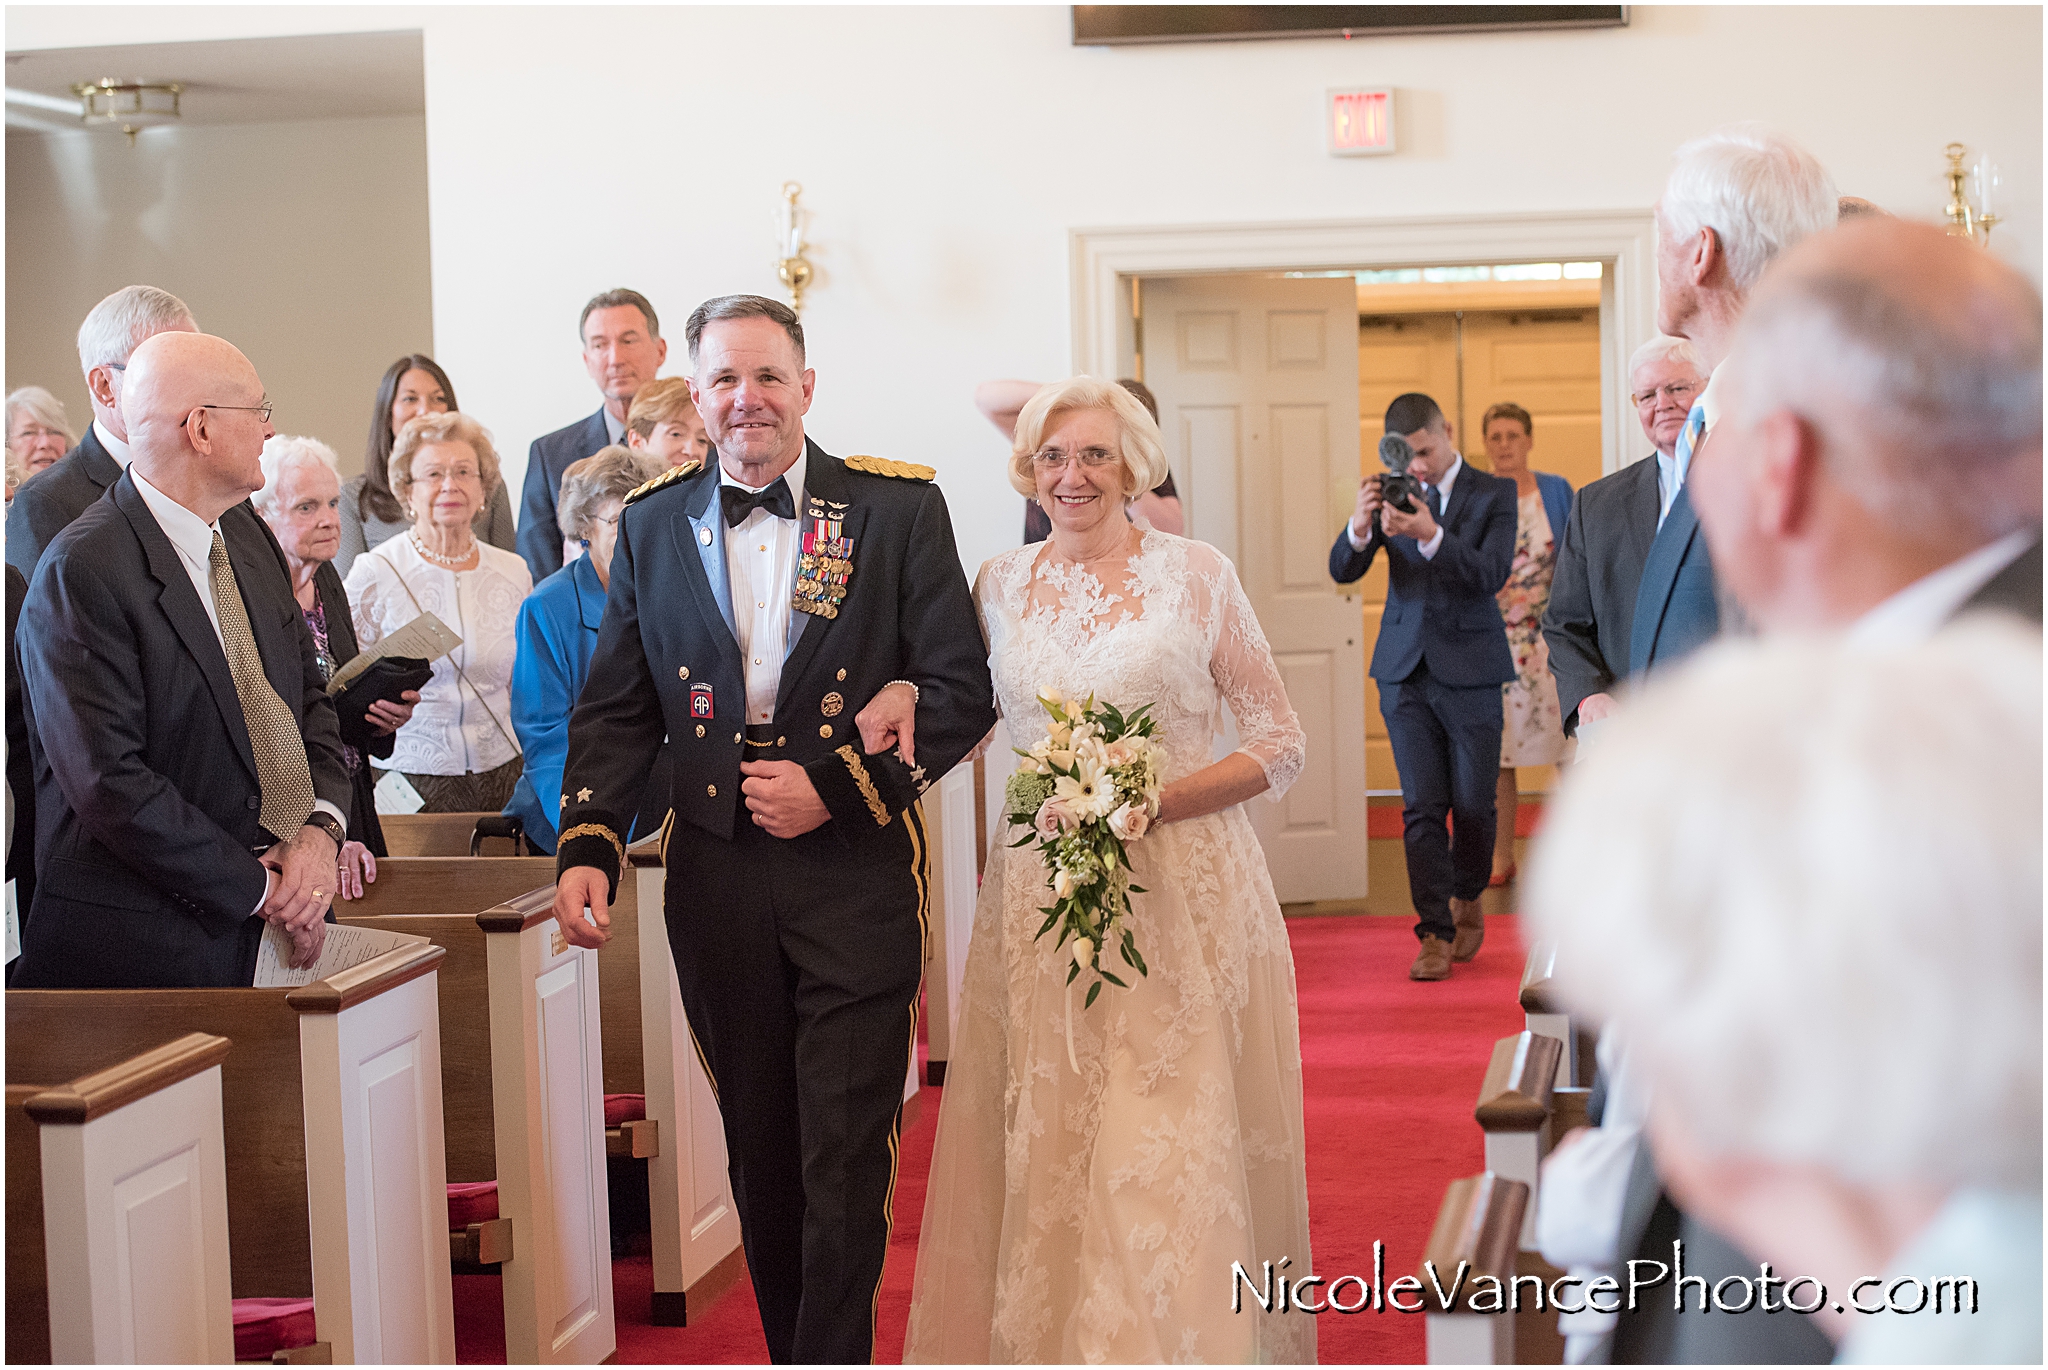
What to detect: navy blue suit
<box><xmin>1331</xmin><ymin>460</ymin><xmax>1517</xmax><ymax>942</ymax></box>
<box><xmin>516</xmin><ymin>408</ymin><xmax>610</xmax><ymax>581</ymax></box>
<box><xmin>1627</xmin><ymin>484</ymin><xmax>1719</xmax><ymax>675</ymax></box>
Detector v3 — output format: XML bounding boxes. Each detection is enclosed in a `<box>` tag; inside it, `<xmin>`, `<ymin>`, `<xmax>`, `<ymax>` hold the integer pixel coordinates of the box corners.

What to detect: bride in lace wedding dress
<box><xmin>903</xmin><ymin>379</ymin><xmax>1314</xmax><ymax>1364</ymax></box>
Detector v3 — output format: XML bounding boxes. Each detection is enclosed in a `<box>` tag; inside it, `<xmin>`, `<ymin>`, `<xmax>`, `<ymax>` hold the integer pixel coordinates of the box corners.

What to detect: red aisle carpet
<box><xmin>452</xmin><ymin>915</ymin><xmax>1527</xmax><ymax>1363</ymax></box>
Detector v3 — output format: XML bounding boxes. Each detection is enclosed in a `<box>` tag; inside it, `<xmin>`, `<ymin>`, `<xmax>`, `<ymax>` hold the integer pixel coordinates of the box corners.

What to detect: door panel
<box><xmin>1144</xmin><ymin>275</ymin><xmax>1366</xmax><ymax>903</ymax></box>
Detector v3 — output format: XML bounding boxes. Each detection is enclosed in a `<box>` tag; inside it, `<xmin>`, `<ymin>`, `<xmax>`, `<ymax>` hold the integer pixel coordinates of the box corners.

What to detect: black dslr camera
<box><xmin>1375</xmin><ymin>433</ymin><xmax>1427</xmax><ymax>514</ymax></box>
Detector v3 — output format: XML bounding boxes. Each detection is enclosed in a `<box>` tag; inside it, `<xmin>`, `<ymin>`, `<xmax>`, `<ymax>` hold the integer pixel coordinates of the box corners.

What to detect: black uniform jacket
<box><xmin>554</xmin><ymin>440</ymin><xmax>996</xmax><ymax>892</ymax></box>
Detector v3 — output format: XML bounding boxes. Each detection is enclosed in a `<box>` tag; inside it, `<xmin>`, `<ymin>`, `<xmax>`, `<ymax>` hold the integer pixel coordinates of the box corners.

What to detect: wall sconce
<box><xmin>1943</xmin><ymin>142</ymin><xmax>2001</xmax><ymax>246</ymax></box>
<box><xmin>72</xmin><ymin>77</ymin><xmax>183</xmax><ymax>145</ymax></box>
<box><xmin>776</xmin><ymin>182</ymin><xmax>815</xmax><ymax>312</ymax></box>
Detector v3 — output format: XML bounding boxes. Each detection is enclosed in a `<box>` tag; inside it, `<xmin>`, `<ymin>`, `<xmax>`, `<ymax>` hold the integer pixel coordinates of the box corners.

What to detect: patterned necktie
<box><xmin>209</xmin><ymin>531</ymin><xmax>316</xmax><ymax>842</ymax></box>
<box><xmin>1424</xmin><ymin>484</ymin><xmax>1443</xmax><ymax>519</ymax></box>
<box><xmin>1662</xmin><ymin>401</ymin><xmax>1709</xmax><ymax>529</ymax></box>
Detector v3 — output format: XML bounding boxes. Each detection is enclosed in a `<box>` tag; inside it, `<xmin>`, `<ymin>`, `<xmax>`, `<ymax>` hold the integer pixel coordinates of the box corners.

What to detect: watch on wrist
<box><xmin>303</xmin><ymin>812</ymin><xmax>346</xmax><ymax>849</ymax></box>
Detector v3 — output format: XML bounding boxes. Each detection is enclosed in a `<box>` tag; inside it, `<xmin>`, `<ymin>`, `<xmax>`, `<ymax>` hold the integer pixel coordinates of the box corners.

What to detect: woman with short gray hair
<box><xmin>502</xmin><ymin>446</ymin><xmax>662</xmax><ymax>852</ymax></box>
<box><xmin>6</xmin><ymin>386</ymin><xmax>73</xmax><ymax>485</ymax></box>
<box><xmin>255</xmin><ymin>435</ymin><xmax>417</xmax><ymax>878</ymax></box>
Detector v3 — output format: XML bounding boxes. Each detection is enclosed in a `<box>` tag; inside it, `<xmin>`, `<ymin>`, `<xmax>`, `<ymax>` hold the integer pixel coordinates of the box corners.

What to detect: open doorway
<box><xmin>1077</xmin><ymin>214</ymin><xmax>1651</xmax><ymax>906</ymax></box>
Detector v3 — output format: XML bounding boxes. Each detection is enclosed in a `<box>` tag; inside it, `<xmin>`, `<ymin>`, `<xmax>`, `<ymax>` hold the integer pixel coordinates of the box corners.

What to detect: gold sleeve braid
<box><xmin>558</xmin><ymin>822</ymin><xmax>627</xmax><ymax>868</ymax></box>
<box><xmin>836</xmin><ymin>746</ymin><xmax>891</xmax><ymax>825</ymax></box>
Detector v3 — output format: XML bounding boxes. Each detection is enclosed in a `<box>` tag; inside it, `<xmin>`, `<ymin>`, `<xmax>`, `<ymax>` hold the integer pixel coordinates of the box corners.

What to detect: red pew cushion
<box><xmin>605</xmin><ymin>1092</ymin><xmax>646</xmax><ymax>1127</ymax></box>
<box><xmin>232</xmin><ymin>1297</ymin><xmax>316</xmax><ymax>1360</ymax></box>
<box><xmin>446</xmin><ymin>1180</ymin><xmax>499</xmax><ymax>1228</ymax></box>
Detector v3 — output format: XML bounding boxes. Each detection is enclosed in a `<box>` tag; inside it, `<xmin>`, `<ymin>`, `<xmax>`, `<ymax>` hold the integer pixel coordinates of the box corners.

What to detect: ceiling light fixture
<box><xmin>72</xmin><ymin>78</ymin><xmax>183</xmax><ymax>144</ymax></box>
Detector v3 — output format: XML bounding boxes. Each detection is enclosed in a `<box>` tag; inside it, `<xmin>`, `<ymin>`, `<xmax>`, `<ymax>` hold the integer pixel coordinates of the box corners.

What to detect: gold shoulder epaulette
<box><xmin>843</xmin><ymin>454</ymin><xmax>936</xmax><ymax>482</ymax></box>
<box><xmin>624</xmin><ymin>459</ymin><xmax>704</xmax><ymax>505</ymax></box>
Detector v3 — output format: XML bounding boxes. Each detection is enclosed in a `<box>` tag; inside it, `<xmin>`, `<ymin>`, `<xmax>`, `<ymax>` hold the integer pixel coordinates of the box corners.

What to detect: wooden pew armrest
<box><xmin>450</xmin><ymin>1217</ymin><xmax>514</xmax><ymax>1271</ymax></box>
<box><xmin>1474</xmin><ymin>1032</ymin><xmax>1561</xmax><ymax>1132</ymax></box>
<box><xmin>607</xmin><ymin>1117</ymin><xmax>659</xmax><ymax>1159</ymax></box>
<box><xmin>1423</xmin><ymin>1172</ymin><xmax>1526</xmax><ymax>1311</ymax></box>
<box><xmin>268</xmin><ymin>1343</ymin><xmax>333</xmax><ymax>1365</ymax></box>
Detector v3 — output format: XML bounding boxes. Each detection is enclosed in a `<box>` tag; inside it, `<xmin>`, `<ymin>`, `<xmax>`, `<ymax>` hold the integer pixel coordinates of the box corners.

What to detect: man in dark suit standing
<box><xmin>12</xmin><ymin>331</ymin><xmax>350</xmax><ymax>988</ymax></box>
<box><xmin>1541</xmin><ymin>336</ymin><xmax>1708</xmax><ymax>738</ymax></box>
<box><xmin>1331</xmin><ymin>393</ymin><xmax>1517</xmax><ymax>981</ymax></box>
<box><xmin>6</xmin><ymin>284</ymin><xmax>197</xmax><ymax>579</ymax></box>
<box><xmin>516</xmin><ymin>287</ymin><xmax>667</xmax><ymax>580</ymax></box>
<box><xmin>549</xmin><ymin>295</ymin><xmax>995</xmax><ymax>1362</ymax></box>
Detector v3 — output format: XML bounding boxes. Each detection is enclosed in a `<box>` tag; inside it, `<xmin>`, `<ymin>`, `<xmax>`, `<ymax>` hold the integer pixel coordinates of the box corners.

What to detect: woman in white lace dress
<box><xmin>903</xmin><ymin>377</ymin><xmax>1314</xmax><ymax>1364</ymax></box>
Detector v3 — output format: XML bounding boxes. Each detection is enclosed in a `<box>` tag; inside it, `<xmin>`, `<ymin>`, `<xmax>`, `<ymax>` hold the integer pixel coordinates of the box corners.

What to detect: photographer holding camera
<box><xmin>1331</xmin><ymin>392</ymin><xmax>1517</xmax><ymax>981</ymax></box>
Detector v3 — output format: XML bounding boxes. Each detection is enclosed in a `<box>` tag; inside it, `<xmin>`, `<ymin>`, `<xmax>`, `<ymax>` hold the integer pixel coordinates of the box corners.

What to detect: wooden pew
<box><xmin>1473</xmin><ymin>1031</ymin><xmax>1561</xmax><ymax>1250</ymax></box>
<box><xmin>8</xmin><ymin>1033</ymin><xmax>235</xmax><ymax>1363</ymax></box>
<box><xmin>6</xmin><ymin>944</ymin><xmax>455</xmax><ymax>1364</ymax></box>
<box><xmin>1423</xmin><ymin>1171</ymin><xmax>1526</xmax><ymax>1365</ymax></box>
<box><xmin>380</xmin><ymin>812</ymin><xmax>529</xmax><ymax>857</ymax></box>
<box><xmin>338</xmin><ymin>863</ymin><xmax>616</xmax><ymax>1362</ymax></box>
<box><xmin>1518</xmin><ymin>944</ymin><xmax>1589</xmax><ymax>1090</ymax></box>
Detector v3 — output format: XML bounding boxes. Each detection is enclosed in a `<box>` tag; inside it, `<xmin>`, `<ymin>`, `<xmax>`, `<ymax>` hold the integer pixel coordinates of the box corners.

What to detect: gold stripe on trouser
<box><xmin>208</xmin><ymin>531</ymin><xmax>315</xmax><ymax>839</ymax></box>
<box><xmin>869</xmin><ymin>801</ymin><xmax>932</xmax><ymax>1347</ymax></box>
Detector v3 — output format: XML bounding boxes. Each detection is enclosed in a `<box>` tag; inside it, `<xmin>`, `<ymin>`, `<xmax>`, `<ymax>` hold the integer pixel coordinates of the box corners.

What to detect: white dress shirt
<box><xmin>93</xmin><ymin>417</ymin><xmax>131</xmax><ymax>468</ymax></box>
<box><xmin>1848</xmin><ymin>529</ymin><xmax>2036</xmax><ymax>644</ymax></box>
<box><xmin>1346</xmin><ymin>452</ymin><xmax>1462</xmax><ymax>558</ymax></box>
<box><xmin>1657</xmin><ymin>367</ymin><xmax>1723</xmax><ymax>526</ymax></box>
<box><xmin>130</xmin><ymin>469</ymin><xmax>345</xmax><ymax>907</ymax></box>
<box><xmin>723</xmin><ymin>449</ymin><xmax>809</xmax><ymax>725</ymax></box>
<box><xmin>602</xmin><ymin>407</ymin><xmax>625</xmax><ymax>446</ymax></box>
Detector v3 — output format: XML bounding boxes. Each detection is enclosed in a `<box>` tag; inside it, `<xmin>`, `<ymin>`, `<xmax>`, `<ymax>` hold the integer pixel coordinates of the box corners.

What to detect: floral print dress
<box><xmin>1499</xmin><ymin>488</ymin><xmax>1573</xmax><ymax>767</ymax></box>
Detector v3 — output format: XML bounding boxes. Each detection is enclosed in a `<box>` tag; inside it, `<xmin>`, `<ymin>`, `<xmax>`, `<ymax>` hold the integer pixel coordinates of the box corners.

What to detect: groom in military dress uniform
<box><xmin>551</xmin><ymin>295</ymin><xmax>995</xmax><ymax>1364</ymax></box>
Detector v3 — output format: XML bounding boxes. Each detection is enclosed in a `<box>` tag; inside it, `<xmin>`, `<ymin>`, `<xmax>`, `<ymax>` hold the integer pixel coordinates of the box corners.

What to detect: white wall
<box><xmin>11</xmin><ymin>6</ymin><xmax>2038</xmax><ymax>576</ymax></box>
<box><xmin>4</xmin><ymin>114</ymin><xmax>431</xmax><ymax>477</ymax></box>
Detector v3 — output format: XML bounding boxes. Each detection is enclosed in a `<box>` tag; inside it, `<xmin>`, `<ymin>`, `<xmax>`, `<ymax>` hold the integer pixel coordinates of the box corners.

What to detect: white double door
<box><xmin>1140</xmin><ymin>273</ymin><xmax>1369</xmax><ymax>904</ymax></box>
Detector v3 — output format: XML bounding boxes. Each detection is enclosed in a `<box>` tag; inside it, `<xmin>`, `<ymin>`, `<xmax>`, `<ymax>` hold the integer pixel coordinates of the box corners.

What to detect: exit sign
<box><xmin>1328</xmin><ymin>87</ymin><xmax>1395</xmax><ymax>156</ymax></box>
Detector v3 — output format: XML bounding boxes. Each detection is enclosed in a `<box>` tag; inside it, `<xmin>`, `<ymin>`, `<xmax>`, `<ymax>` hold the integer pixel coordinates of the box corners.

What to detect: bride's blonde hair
<box><xmin>1007</xmin><ymin>376</ymin><xmax>1171</xmax><ymax>502</ymax></box>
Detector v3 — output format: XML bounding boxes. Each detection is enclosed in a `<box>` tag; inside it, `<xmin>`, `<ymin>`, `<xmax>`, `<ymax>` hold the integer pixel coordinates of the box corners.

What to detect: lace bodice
<box><xmin>974</xmin><ymin>531</ymin><xmax>1306</xmax><ymax>798</ymax></box>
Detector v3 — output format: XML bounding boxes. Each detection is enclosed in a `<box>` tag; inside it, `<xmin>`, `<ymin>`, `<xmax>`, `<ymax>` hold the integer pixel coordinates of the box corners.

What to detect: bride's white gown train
<box><xmin>906</xmin><ymin>532</ymin><xmax>1316</xmax><ymax>1364</ymax></box>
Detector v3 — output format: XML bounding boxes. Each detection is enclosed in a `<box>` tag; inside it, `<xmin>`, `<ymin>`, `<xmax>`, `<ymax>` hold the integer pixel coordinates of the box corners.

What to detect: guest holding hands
<box><xmin>503</xmin><ymin>446</ymin><xmax>662</xmax><ymax>853</ymax></box>
<box><xmin>1479</xmin><ymin>402</ymin><xmax>1573</xmax><ymax>886</ymax></box>
<box><xmin>255</xmin><ymin>435</ymin><xmax>420</xmax><ymax>887</ymax></box>
<box><xmin>344</xmin><ymin>412</ymin><xmax>530</xmax><ymax>812</ymax></box>
<box><xmin>336</xmin><ymin>355</ymin><xmax>514</xmax><ymax>579</ymax></box>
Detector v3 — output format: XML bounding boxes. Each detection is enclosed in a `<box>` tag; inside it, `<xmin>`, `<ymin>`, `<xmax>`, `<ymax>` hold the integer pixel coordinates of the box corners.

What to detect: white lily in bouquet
<box><xmin>1003</xmin><ymin>686</ymin><xmax>1165</xmax><ymax>1065</ymax></box>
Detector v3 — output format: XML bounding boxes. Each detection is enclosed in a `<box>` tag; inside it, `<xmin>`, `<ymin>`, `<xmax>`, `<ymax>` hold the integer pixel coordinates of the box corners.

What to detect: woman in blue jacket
<box><xmin>503</xmin><ymin>447</ymin><xmax>664</xmax><ymax>852</ymax></box>
<box><xmin>1480</xmin><ymin>403</ymin><xmax>1574</xmax><ymax>887</ymax></box>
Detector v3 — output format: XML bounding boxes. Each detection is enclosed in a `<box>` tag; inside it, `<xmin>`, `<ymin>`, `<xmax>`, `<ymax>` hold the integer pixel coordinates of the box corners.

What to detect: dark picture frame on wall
<box><xmin>1073</xmin><ymin>6</ymin><xmax>1630</xmax><ymax>46</ymax></box>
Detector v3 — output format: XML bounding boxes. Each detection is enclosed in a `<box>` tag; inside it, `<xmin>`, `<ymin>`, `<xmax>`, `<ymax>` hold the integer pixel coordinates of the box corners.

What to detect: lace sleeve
<box><xmin>1200</xmin><ymin>548</ymin><xmax>1307</xmax><ymax>799</ymax></box>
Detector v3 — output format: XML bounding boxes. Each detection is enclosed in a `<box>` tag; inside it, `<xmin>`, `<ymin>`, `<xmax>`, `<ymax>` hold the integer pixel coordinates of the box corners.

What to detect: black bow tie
<box><xmin>721</xmin><ymin>478</ymin><xmax>795</xmax><ymax>526</ymax></box>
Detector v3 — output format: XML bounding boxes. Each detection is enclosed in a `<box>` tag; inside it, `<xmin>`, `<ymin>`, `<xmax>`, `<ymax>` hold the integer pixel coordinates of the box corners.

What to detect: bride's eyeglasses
<box><xmin>1031</xmin><ymin>447</ymin><xmax>1119</xmax><ymax>472</ymax></box>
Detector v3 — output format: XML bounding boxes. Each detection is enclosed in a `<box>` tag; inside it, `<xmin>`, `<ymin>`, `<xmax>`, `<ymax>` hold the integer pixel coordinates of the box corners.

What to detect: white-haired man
<box><xmin>1541</xmin><ymin>335</ymin><xmax>1708</xmax><ymax>736</ymax></box>
<box><xmin>1695</xmin><ymin>216</ymin><xmax>2041</xmax><ymax>635</ymax></box>
<box><xmin>6</xmin><ymin>285</ymin><xmax>198</xmax><ymax>578</ymax></box>
<box><xmin>1528</xmin><ymin>626</ymin><xmax>2042</xmax><ymax>1365</ymax></box>
<box><xmin>1630</xmin><ymin>126</ymin><xmax>1836</xmax><ymax>675</ymax></box>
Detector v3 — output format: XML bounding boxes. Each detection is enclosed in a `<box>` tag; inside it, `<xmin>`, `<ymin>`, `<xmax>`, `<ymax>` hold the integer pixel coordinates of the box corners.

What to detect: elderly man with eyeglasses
<box><xmin>12</xmin><ymin>330</ymin><xmax>352</xmax><ymax>989</ymax></box>
<box><xmin>1539</xmin><ymin>335</ymin><xmax>1708</xmax><ymax>738</ymax></box>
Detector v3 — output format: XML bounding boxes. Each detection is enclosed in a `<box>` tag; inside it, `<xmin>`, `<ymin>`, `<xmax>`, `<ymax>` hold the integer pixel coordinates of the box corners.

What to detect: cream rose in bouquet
<box><xmin>1003</xmin><ymin>686</ymin><xmax>1165</xmax><ymax>1029</ymax></box>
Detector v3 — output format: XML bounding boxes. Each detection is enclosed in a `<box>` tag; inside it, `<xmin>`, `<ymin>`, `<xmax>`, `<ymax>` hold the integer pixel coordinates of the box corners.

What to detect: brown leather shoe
<box><xmin>1450</xmin><ymin>898</ymin><xmax>1486</xmax><ymax>962</ymax></box>
<box><xmin>1409</xmin><ymin>935</ymin><xmax>1453</xmax><ymax>981</ymax></box>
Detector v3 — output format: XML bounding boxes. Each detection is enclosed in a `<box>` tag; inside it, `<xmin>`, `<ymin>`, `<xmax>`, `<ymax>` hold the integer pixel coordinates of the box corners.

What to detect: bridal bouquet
<box><xmin>1004</xmin><ymin>686</ymin><xmax>1164</xmax><ymax>1014</ymax></box>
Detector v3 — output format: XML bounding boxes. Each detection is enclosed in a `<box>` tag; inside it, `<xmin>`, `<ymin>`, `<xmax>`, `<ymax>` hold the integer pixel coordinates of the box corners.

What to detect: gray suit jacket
<box><xmin>1959</xmin><ymin>534</ymin><xmax>2043</xmax><ymax>624</ymax></box>
<box><xmin>1541</xmin><ymin>455</ymin><xmax>1660</xmax><ymax>733</ymax></box>
<box><xmin>6</xmin><ymin>425</ymin><xmax>121</xmax><ymax>581</ymax></box>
